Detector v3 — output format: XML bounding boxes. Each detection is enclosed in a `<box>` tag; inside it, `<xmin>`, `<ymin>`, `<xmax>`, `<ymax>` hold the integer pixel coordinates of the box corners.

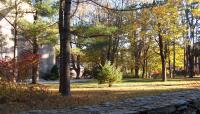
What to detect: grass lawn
<box><xmin>1</xmin><ymin>77</ymin><xmax>200</xmax><ymax>113</ymax></box>
<box><xmin>46</xmin><ymin>77</ymin><xmax>200</xmax><ymax>89</ymax></box>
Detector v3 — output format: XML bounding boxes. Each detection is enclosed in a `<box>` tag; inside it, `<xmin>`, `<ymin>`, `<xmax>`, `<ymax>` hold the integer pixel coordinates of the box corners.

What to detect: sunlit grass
<box><xmin>45</xmin><ymin>77</ymin><xmax>200</xmax><ymax>89</ymax></box>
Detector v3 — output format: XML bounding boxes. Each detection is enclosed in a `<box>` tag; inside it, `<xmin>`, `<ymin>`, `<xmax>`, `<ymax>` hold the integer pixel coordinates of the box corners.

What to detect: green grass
<box><xmin>45</xmin><ymin>77</ymin><xmax>200</xmax><ymax>89</ymax></box>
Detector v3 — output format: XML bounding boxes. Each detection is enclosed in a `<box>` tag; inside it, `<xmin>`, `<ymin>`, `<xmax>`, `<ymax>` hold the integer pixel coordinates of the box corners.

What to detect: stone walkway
<box><xmin>20</xmin><ymin>89</ymin><xmax>200</xmax><ymax>114</ymax></box>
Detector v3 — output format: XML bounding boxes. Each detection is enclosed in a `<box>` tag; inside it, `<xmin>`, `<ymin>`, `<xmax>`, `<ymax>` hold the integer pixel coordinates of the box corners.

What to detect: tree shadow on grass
<box><xmin>122</xmin><ymin>77</ymin><xmax>200</xmax><ymax>83</ymax></box>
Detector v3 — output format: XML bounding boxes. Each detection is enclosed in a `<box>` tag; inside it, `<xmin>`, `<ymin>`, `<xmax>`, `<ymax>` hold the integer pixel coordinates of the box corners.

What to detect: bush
<box><xmin>0</xmin><ymin>81</ymin><xmax>51</xmax><ymax>113</ymax></box>
<box><xmin>0</xmin><ymin>51</ymin><xmax>40</xmax><ymax>82</ymax></box>
<box><xmin>123</xmin><ymin>74</ymin><xmax>134</xmax><ymax>78</ymax></box>
<box><xmin>91</xmin><ymin>64</ymin><xmax>101</xmax><ymax>79</ymax></box>
<box><xmin>82</xmin><ymin>68</ymin><xmax>93</xmax><ymax>79</ymax></box>
<box><xmin>97</xmin><ymin>61</ymin><xmax>122</xmax><ymax>87</ymax></box>
<box><xmin>44</xmin><ymin>65</ymin><xmax>59</xmax><ymax>80</ymax></box>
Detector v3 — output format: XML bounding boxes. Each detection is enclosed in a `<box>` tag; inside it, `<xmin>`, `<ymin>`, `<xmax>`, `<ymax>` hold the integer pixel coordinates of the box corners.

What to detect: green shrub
<box><xmin>92</xmin><ymin>65</ymin><xmax>101</xmax><ymax>79</ymax></box>
<box><xmin>123</xmin><ymin>74</ymin><xmax>134</xmax><ymax>79</ymax></box>
<box><xmin>97</xmin><ymin>61</ymin><xmax>122</xmax><ymax>87</ymax></box>
<box><xmin>44</xmin><ymin>65</ymin><xmax>59</xmax><ymax>80</ymax></box>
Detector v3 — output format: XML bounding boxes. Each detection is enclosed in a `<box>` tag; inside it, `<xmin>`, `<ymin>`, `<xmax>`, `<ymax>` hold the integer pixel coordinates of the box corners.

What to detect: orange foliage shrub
<box><xmin>0</xmin><ymin>51</ymin><xmax>40</xmax><ymax>82</ymax></box>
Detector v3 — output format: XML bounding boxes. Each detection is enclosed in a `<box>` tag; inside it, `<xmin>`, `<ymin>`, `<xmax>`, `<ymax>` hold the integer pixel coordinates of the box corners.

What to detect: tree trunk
<box><xmin>184</xmin><ymin>47</ymin><xmax>186</xmax><ymax>76</ymax></box>
<box><xmin>59</xmin><ymin>0</ymin><xmax>63</xmax><ymax>93</ymax></box>
<box><xmin>76</xmin><ymin>55</ymin><xmax>81</xmax><ymax>79</ymax></box>
<box><xmin>168</xmin><ymin>45</ymin><xmax>172</xmax><ymax>78</ymax></box>
<box><xmin>188</xmin><ymin>45</ymin><xmax>194</xmax><ymax>78</ymax></box>
<box><xmin>135</xmin><ymin>56</ymin><xmax>140</xmax><ymax>78</ymax></box>
<box><xmin>185</xmin><ymin>45</ymin><xmax>188</xmax><ymax>77</ymax></box>
<box><xmin>32</xmin><ymin>41</ymin><xmax>39</xmax><ymax>84</ymax></box>
<box><xmin>110</xmin><ymin>37</ymin><xmax>120</xmax><ymax>64</ymax></box>
<box><xmin>189</xmin><ymin>25</ymin><xmax>195</xmax><ymax>78</ymax></box>
<box><xmin>31</xmin><ymin>10</ymin><xmax>39</xmax><ymax>84</ymax></box>
<box><xmin>13</xmin><ymin>0</ymin><xmax>18</xmax><ymax>59</ymax></box>
<box><xmin>198</xmin><ymin>57</ymin><xmax>200</xmax><ymax>75</ymax></box>
<box><xmin>12</xmin><ymin>0</ymin><xmax>18</xmax><ymax>82</ymax></box>
<box><xmin>194</xmin><ymin>56</ymin><xmax>196</xmax><ymax>74</ymax></box>
<box><xmin>158</xmin><ymin>30</ymin><xmax>167</xmax><ymax>82</ymax></box>
<box><xmin>142</xmin><ymin>59</ymin><xmax>145</xmax><ymax>78</ymax></box>
<box><xmin>13</xmin><ymin>22</ymin><xmax>17</xmax><ymax>59</ymax></box>
<box><xmin>161</xmin><ymin>58</ymin><xmax>167</xmax><ymax>81</ymax></box>
<box><xmin>134</xmin><ymin>45</ymin><xmax>141</xmax><ymax>78</ymax></box>
<box><xmin>130</xmin><ymin>67</ymin><xmax>133</xmax><ymax>74</ymax></box>
<box><xmin>168</xmin><ymin>53</ymin><xmax>172</xmax><ymax>78</ymax></box>
<box><xmin>142</xmin><ymin>46</ymin><xmax>149</xmax><ymax>79</ymax></box>
<box><xmin>173</xmin><ymin>38</ymin><xmax>176</xmax><ymax>78</ymax></box>
<box><xmin>59</xmin><ymin>0</ymin><xmax>71</xmax><ymax>96</ymax></box>
<box><xmin>107</xmin><ymin>36</ymin><xmax>112</xmax><ymax>62</ymax></box>
<box><xmin>145</xmin><ymin>59</ymin><xmax>148</xmax><ymax>78</ymax></box>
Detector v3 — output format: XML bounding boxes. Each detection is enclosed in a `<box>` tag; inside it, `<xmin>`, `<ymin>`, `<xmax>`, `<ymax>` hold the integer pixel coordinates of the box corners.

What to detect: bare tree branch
<box><xmin>70</xmin><ymin>0</ymin><xmax>80</xmax><ymax>18</ymax></box>
<box><xmin>88</xmin><ymin>0</ymin><xmax>168</xmax><ymax>12</ymax></box>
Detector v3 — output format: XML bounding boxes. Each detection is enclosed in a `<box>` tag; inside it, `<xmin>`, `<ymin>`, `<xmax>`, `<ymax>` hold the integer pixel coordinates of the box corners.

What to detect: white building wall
<box><xmin>0</xmin><ymin>1</ymin><xmax>56</xmax><ymax>77</ymax></box>
<box><xmin>0</xmin><ymin>1</ymin><xmax>35</xmax><ymax>59</ymax></box>
<box><xmin>0</xmin><ymin>18</ymin><xmax>14</xmax><ymax>59</ymax></box>
<box><xmin>39</xmin><ymin>45</ymin><xmax>56</xmax><ymax>77</ymax></box>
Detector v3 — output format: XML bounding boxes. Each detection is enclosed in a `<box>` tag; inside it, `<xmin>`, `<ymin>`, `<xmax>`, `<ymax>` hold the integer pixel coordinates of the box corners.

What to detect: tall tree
<box><xmin>30</xmin><ymin>0</ymin><xmax>58</xmax><ymax>84</ymax></box>
<box><xmin>151</xmin><ymin>0</ymin><xmax>183</xmax><ymax>81</ymax></box>
<box><xmin>59</xmin><ymin>0</ymin><xmax>71</xmax><ymax>96</ymax></box>
<box><xmin>183</xmin><ymin>0</ymin><xmax>200</xmax><ymax>78</ymax></box>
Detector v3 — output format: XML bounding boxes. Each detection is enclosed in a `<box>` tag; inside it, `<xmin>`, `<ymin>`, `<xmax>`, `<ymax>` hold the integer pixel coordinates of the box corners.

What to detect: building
<box><xmin>0</xmin><ymin>1</ymin><xmax>56</xmax><ymax>78</ymax></box>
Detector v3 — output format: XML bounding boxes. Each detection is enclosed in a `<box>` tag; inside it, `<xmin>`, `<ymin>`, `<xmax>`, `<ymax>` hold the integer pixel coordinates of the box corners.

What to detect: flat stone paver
<box><xmin>20</xmin><ymin>89</ymin><xmax>200</xmax><ymax>114</ymax></box>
